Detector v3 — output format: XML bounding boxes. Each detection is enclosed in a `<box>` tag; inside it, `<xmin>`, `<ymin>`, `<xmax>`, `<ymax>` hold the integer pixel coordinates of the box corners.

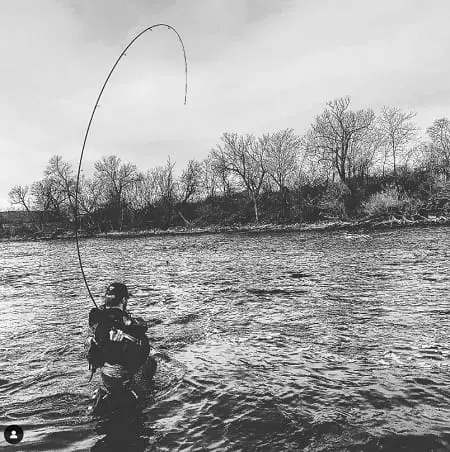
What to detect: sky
<box><xmin>2</xmin><ymin>0</ymin><xmax>450</xmax><ymax>209</ymax></box>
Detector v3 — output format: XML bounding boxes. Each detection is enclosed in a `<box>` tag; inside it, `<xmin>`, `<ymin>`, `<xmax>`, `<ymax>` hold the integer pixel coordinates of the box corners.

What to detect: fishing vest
<box><xmin>88</xmin><ymin>307</ymin><xmax>150</xmax><ymax>373</ymax></box>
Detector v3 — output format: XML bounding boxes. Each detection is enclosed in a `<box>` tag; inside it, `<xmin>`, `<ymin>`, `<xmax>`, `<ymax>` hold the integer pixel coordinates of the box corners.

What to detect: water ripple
<box><xmin>0</xmin><ymin>227</ymin><xmax>449</xmax><ymax>450</ymax></box>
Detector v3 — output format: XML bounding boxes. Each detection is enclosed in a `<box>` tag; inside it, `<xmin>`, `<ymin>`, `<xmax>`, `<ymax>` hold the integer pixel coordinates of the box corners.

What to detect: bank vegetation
<box><xmin>3</xmin><ymin>96</ymin><xmax>450</xmax><ymax>239</ymax></box>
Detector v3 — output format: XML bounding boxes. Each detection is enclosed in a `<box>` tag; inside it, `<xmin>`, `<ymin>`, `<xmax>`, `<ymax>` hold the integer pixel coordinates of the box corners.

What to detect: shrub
<box><xmin>420</xmin><ymin>180</ymin><xmax>450</xmax><ymax>215</ymax></box>
<box><xmin>362</xmin><ymin>187</ymin><xmax>409</xmax><ymax>217</ymax></box>
<box><xmin>318</xmin><ymin>183</ymin><xmax>351</xmax><ymax>219</ymax></box>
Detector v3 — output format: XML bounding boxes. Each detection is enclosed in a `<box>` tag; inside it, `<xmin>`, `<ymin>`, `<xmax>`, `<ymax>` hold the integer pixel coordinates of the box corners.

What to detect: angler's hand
<box><xmin>109</xmin><ymin>329</ymin><xmax>124</xmax><ymax>342</ymax></box>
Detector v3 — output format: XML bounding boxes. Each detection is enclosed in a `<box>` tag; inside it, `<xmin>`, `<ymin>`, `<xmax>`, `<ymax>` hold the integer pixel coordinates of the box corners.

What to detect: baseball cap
<box><xmin>105</xmin><ymin>282</ymin><xmax>130</xmax><ymax>300</ymax></box>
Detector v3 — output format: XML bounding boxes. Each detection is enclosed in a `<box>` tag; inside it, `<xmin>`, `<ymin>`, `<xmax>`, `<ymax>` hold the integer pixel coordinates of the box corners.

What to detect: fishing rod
<box><xmin>74</xmin><ymin>24</ymin><xmax>188</xmax><ymax>307</ymax></box>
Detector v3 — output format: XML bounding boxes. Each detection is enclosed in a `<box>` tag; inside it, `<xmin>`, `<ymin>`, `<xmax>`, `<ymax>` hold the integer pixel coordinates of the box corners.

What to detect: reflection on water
<box><xmin>0</xmin><ymin>227</ymin><xmax>449</xmax><ymax>451</ymax></box>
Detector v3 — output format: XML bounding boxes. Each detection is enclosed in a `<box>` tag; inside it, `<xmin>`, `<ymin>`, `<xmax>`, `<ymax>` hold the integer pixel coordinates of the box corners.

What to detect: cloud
<box><xmin>2</xmin><ymin>0</ymin><xmax>450</xmax><ymax>209</ymax></box>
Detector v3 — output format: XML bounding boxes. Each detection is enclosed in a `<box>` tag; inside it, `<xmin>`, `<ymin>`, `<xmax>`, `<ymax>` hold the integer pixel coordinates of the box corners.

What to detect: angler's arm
<box><xmin>85</xmin><ymin>307</ymin><xmax>100</xmax><ymax>350</ymax></box>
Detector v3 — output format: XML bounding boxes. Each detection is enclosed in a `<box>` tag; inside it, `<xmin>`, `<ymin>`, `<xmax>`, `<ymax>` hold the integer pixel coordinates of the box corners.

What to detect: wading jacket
<box><xmin>87</xmin><ymin>306</ymin><xmax>150</xmax><ymax>373</ymax></box>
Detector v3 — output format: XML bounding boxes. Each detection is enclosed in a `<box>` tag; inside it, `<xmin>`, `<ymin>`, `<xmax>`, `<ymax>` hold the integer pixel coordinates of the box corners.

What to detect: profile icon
<box><xmin>4</xmin><ymin>425</ymin><xmax>24</xmax><ymax>444</ymax></box>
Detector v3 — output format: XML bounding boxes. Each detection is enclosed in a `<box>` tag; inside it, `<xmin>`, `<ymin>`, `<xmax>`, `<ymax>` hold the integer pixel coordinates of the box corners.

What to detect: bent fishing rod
<box><xmin>74</xmin><ymin>24</ymin><xmax>188</xmax><ymax>308</ymax></box>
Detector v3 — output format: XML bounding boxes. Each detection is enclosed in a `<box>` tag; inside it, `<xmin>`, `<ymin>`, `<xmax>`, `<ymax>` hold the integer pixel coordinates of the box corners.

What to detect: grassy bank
<box><xmin>2</xmin><ymin>213</ymin><xmax>450</xmax><ymax>243</ymax></box>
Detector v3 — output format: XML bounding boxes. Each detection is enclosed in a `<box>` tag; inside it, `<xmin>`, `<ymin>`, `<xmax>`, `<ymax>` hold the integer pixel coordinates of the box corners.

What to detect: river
<box><xmin>0</xmin><ymin>226</ymin><xmax>449</xmax><ymax>451</ymax></box>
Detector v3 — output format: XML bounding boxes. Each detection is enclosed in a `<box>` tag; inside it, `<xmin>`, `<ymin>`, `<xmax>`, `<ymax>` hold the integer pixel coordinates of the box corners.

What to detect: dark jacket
<box><xmin>88</xmin><ymin>306</ymin><xmax>150</xmax><ymax>373</ymax></box>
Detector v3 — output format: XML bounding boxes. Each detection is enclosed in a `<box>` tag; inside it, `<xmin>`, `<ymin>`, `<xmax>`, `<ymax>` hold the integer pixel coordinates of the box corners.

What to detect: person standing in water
<box><xmin>86</xmin><ymin>282</ymin><xmax>157</xmax><ymax>411</ymax></box>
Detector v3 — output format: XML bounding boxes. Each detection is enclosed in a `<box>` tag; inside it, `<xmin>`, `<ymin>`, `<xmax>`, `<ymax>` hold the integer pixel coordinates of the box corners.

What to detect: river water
<box><xmin>0</xmin><ymin>226</ymin><xmax>449</xmax><ymax>451</ymax></box>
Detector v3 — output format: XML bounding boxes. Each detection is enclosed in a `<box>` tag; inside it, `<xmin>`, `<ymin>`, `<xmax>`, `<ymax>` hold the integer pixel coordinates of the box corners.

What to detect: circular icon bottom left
<box><xmin>4</xmin><ymin>425</ymin><xmax>24</xmax><ymax>444</ymax></box>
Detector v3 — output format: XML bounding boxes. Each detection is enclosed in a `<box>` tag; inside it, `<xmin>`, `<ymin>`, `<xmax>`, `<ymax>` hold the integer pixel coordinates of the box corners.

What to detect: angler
<box><xmin>75</xmin><ymin>24</ymin><xmax>188</xmax><ymax>414</ymax></box>
<box><xmin>86</xmin><ymin>282</ymin><xmax>157</xmax><ymax>413</ymax></box>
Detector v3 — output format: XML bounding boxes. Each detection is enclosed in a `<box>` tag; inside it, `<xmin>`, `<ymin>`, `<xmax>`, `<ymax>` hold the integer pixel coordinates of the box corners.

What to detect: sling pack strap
<box><xmin>121</xmin><ymin>331</ymin><xmax>142</xmax><ymax>346</ymax></box>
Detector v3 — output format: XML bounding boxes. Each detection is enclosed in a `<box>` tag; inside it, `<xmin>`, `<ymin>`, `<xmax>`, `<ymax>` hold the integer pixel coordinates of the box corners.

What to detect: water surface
<box><xmin>1</xmin><ymin>227</ymin><xmax>449</xmax><ymax>451</ymax></box>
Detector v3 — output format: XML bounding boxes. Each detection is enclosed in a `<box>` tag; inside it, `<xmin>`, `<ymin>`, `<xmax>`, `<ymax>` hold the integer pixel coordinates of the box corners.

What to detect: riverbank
<box><xmin>2</xmin><ymin>214</ymin><xmax>450</xmax><ymax>242</ymax></box>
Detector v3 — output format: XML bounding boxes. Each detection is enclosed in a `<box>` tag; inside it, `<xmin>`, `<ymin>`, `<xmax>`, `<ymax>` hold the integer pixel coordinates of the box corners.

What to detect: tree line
<box><xmin>7</xmin><ymin>96</ymin><xmax>450</xmax><ymax>233</ymax></box>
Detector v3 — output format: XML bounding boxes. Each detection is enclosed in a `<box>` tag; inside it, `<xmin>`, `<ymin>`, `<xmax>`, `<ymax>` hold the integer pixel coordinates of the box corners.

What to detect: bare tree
<box><xmin>44</xmin><ymin>155</ymin><xmax>76</xmax><ymax>221</ymax></box>
<box><xmin>426</xmin><ymin>118</ymin><xmax>450</xmax><ymax>178</ymax></box>
<box><xmin>305</xmin><ymin>96</ymin><xmax>375</xmax><ymax>191</ymax></box>
<box><xmin>208</xmin><ymin>150</ymin><xmax>234</xmax><ymax>197</ymax></box>
<box><xmin>94</xmin><ymin>156</ymin><xmax>139</xmax><ymax>202</ymax></box>
<box><xmin>347</xmin><ymin>121</ymin><xmax>385</xmax><ymax>181</ymax></box>
<box><xmin>200</xmin><ymin>155</ymin><xmax>220</xmax><ymax>198</ymax></box>
<box><xmin>296</xmin><ymin>157</ymin><xmax>332</xmax><ymax>186</ymax></box>
<box><xmin>8</xmin><ymin>185</ymin><xmax>32</xmax><ymax>212</ymax></box>
<box><xmin>31</xmin><ymin>177</ymin><xmax>66</xmax><ymax>221</ymax></box>
<box><xmin>378</xmin><ymin>106</ymin><xmax>417</xmax><ymax>180</ymax></box>
<box><xmin>151</xmin><ymin>156</ymin><xmax>177</xmax><ymax>203</ymax></box>
<box><xmin>211</xmin><ymin>132</ymin><xmax>268</xmax><ymax>222</ymax></box>
<box><xmin>77</xmin><ymin>175</ymin><xmax>104</xmax><ymax>231</ymax></box>
<box><xmin>266</xmin><ymin>128</ymin><xmax>303</xmax><ymax>190</ymax></box>
<box><xmin>129</xmin><ymin>170</ymin><xmax>157</xmax><ymax>211</ymax></box>
<box><xmin>94</xmin><ymin>155</ymin><xmax>139</xmax><ymax>230</ymax></box>
<box><xmin>179</xmin><ymin>159</ymin><xmax>203</xmax><ymax>203</ymax></box>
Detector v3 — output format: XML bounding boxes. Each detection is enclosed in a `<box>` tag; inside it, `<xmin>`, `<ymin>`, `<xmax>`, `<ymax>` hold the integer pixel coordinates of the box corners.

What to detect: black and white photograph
<box><xmin>1</xmin><ymin>1</ymin><xmax>449</xmax><ymax>450</ymax></box>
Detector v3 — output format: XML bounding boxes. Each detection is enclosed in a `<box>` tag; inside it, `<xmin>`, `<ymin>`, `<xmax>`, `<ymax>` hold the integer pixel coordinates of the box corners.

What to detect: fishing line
<box><xmin>74</xmin><ymin>24</ymin><xmax>188</xmax><ymax>307</ymax></box>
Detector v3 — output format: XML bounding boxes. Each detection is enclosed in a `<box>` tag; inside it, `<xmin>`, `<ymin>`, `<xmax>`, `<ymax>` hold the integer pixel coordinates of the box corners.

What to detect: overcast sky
<box><xmin>2</xmin><ymin>0</ymin><xmax>450</xmax><ymax>209</ymax></box>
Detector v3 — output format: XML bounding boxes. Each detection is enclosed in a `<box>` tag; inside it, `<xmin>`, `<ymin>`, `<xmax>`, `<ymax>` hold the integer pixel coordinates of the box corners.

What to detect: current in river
<box><xmin>0</xmin><ymin>227</ymin><xmax>449</xmax><ymax>451</ymax></box>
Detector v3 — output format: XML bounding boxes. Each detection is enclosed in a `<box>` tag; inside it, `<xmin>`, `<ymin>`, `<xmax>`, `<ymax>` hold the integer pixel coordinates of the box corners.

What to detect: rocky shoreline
<box><xmin>2</xmin><ymin>214</ymin><xmax>450</xmax><ymax>243</ymax></box>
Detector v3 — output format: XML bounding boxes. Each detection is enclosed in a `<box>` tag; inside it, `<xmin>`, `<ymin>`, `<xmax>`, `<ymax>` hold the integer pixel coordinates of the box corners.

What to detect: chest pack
<box><xmin>87</xmin><ymin>307</ymin><xmax>150</xmax><ymax>375</ymax></box>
